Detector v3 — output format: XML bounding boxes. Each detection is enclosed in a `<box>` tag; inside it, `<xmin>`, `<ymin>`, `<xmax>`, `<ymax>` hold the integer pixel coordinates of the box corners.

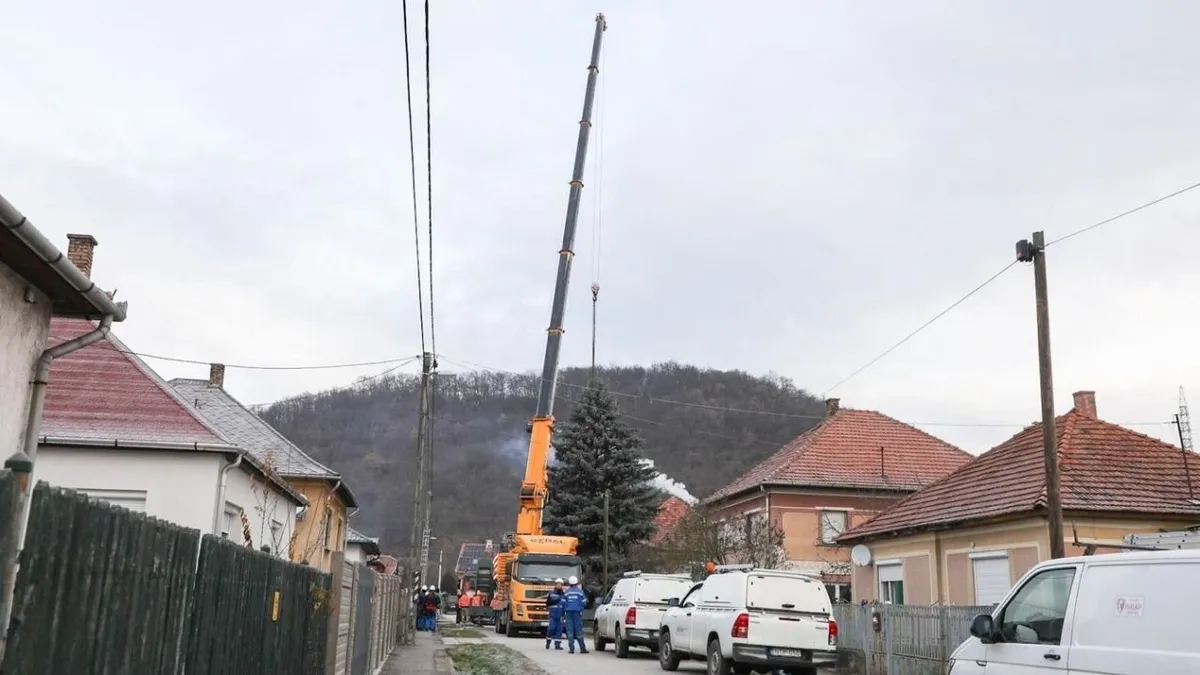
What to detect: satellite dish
<box><xmin>851</xmin><ymin>545</ymin><xmax>872</xmax><ymax>567</ymax></box>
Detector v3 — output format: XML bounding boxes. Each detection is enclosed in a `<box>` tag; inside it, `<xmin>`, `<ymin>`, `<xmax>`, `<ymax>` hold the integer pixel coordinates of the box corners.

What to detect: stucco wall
<box><xmin>0</xmin><ymin>262</ymin><xmax>52</xmax><ymax>457</ymax></box>
<box><xmin>222</xmin><ymin>465</ymin><xmax>298</xmax><ymax>559</ymax></box>
<box><xmin>33</xmin><ymin>446</ymin><xmax>222</xmax><ymax>532</ymax></box>
<box><xmin>849</xmin><ymin>515</ymin><xmax>1199</xmax><ymax>605</ymax></box>
<box><xmin>288</xmin><ymin>478</ymin><xmax>348</xmax><ymax>573</ymax></box>
<box><xmin>345</xmin><ymin>544</ymin><xmax>366</xmax><ymax>564</ymax></box>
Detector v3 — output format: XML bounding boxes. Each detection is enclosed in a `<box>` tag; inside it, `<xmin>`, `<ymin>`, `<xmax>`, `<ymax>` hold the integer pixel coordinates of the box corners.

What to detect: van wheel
<box><xmin>593</xmin><ymin>622</ymin><xmax>608</xmax><ymax>651</ymax></box>
<box><xmin>614</xmin><ymin>626</ymin><xmax>629</xmax><ymax>658</ymax></box>
<box><xmin>658</xmin><ymin>631</ymin><xmax>681</xmax><ymax>671</ymax></box>
<box><xmin>706</xmin><ymin>639</ymin><xmax>732</xmax><ymax>675</ymax></box>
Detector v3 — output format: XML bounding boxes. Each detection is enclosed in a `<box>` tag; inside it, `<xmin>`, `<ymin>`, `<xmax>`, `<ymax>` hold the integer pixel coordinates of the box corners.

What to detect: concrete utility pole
<box><xmin>409</xmin><ymin>352</ymin><xmax>436</xmax><ymax>583</ymax></box>
<box><xmin>437</xmin><ymin>548</ymin><xmax>444</xmax><ymax>590</ymax></box>
<box><xmin>1017</xmin><ymin>231</ymin><xmax>1065</xmax><ymax>559</ymax></box>
<box><xmin>602</xmin><ymin>490</ymin><xmax>610</xmax><ymax>590</ymax></box>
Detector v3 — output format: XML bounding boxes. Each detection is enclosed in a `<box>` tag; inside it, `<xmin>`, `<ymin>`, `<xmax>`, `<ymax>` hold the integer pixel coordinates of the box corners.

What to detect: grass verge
<box><xmin>442</xmin><ymin>626</ymin><xmax>486</xmax><ymax>639</ymax></box>
<box><xmin>447</xmin><ymin>644</ymin><xmax>548</xmax><ymax>675</ymax></box>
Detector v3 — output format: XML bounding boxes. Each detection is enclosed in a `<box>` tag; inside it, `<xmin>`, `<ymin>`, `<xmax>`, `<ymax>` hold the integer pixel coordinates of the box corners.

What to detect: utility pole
<box><xmin>1017</xmin><ymin>232</ymin><xmax>1065</xmax><ymax>559</ymax></box>
<box><xmin>409</xmin><ymin>352</ymin><xmax>436</xmax><ymax>583</ymax></box>
<box><xmin>437</xmin><ymin>548</ymin><xmax>444</xmax><ymax>590</ymax></box>
<box><xmin>602</xmin><ymin>490</ymin><xmax>610</xmax><ymax>590</ymax></box>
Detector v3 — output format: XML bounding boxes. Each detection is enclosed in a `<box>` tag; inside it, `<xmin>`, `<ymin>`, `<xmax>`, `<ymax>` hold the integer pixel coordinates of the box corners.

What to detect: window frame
<box><xmin>995</xmin><ymin>565</ymin><xmax>1078</xmax><ymax>646</ymax></box>
<box><xmin>222</xmin><ymin>502</ymin><xmax>240</xmax><ymax>540</ymax></box>
<box><xmin>818</xmin><ymin>509</ymin><xmax>849</xmax><ymax>545</ymax></box>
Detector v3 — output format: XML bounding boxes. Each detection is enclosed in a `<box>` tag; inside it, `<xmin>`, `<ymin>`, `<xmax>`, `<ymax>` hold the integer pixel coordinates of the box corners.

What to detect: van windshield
<box><xmin>745</xmin><ymin>574</ymin><xmax>830</xmax><ymax>614</ymax></box>
<box><xmin>634</xmin><ymin>578</ymin><xmax>694</xmax><ymax>605</ymax></box>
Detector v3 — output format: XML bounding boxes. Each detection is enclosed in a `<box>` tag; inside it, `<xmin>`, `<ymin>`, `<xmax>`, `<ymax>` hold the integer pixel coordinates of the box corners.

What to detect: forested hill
<box><xmin>259</xmin><ymin>363</ymin><xmax>825</xmax><ymax>556</ymax></box>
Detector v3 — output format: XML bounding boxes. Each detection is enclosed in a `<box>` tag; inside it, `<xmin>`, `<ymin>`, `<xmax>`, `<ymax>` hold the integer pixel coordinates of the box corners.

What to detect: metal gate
<box><xmin>349</xmin><ymin>567</ymin><xmax>375</xmax><ymax>675</ymax></box>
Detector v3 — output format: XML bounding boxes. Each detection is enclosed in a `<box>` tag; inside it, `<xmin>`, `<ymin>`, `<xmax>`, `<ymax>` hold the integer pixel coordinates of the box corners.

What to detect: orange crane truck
<box><xmin>489</xmin><ymin>12</ymin><xmax>607</xmax><ymax>638</ymax></box>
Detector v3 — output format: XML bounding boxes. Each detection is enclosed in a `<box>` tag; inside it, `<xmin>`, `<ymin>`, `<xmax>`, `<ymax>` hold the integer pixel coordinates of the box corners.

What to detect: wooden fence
<box><xmin>1</xmin><ymin>480</ymin><xmax>332</xmax><ymax>675</ymax></box>
<box><xmin>326</xmin><ymin>554</ymin><xmax>411</xmax><ymax>675</ymax></box>
<box><xmin>833</xmin><ymin>603</ymin><xmax>992</xmax><ymax>675</ymax></box>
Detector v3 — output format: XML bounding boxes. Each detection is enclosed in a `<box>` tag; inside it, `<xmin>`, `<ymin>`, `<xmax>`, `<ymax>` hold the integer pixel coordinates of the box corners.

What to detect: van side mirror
<box><xmin>667</xmin><ymin>597</ymin><xmax>680</xmax><ymax>608</ymax></box>
<box><xmin>969</xmin><ymin>614</ymin><xmax>997</xmax><ymax>643</ymax></box>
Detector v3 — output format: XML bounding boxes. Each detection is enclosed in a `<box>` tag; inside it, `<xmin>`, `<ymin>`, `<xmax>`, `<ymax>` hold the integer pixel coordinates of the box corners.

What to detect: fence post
<box><xmin>325</xmin><ymin>551</ymin><xmax>345</xmax><ymax>675</ymax></box>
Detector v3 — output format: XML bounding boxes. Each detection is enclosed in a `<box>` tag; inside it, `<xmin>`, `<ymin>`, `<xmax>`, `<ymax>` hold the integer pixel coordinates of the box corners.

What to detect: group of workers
<box><xmin>413</xmin><ymin>585</ymin><xmax>441</xmax><ymax>632</ymax></box>
<box><xmin>543</xmin><ymin>576</ymin><xmax>589</xmax><ymax>654</ymax></box>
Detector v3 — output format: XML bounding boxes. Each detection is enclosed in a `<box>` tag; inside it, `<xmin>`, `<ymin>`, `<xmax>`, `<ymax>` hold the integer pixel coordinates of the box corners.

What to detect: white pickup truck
<box><xmin>656</xmin><ymin>565</ymin><xmax>837</xmax><ymax>675</ymax></box>
<box><xmin>593</xmin><ymin>571</ymin><xmax>694</xmax><ymax>657</ymax></box>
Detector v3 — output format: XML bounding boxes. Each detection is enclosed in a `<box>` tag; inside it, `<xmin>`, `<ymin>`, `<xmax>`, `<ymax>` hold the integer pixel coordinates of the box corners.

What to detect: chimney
<box><xmin>209</xmin><ymin>363</ymin><xmax>226</xmax><ymax>388</ymax></box>
<box><xmin>825</xmin><ymin>398</ymin><xmax>840</xmax><ymax>418</ymax></box>
<box><xmin>66</xmin><ymin>234</ymin><xmax>98</xmax><ymax>278</ymax></box>
<box><xmin>1072</xmin><ymin>391</ymin><xmax>1097</xmax><ymax>419</ymax></box>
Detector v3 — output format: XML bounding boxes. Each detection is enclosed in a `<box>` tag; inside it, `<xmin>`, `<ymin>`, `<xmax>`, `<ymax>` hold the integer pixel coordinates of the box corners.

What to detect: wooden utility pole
<box><xmin>1017</xmin><ymin>232</ymin><xmax>1065</xmax><ymax>558</ymax></box>
<box><xmin>602</xmin><ymin>490</ymin><xmax>610</xmax><ymax>590</ymax></box>
<box><xmin>409</xmin><ymin>352</ymin><xmax>435</xmax><ymax>583</ymax></box>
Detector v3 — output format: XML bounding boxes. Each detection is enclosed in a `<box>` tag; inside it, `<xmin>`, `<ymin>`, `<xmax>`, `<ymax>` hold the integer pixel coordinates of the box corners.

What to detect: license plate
<box><xmin>770</xmin><ymin>648</ymin><xmax>806</xmax><ymax>658</ymax></box>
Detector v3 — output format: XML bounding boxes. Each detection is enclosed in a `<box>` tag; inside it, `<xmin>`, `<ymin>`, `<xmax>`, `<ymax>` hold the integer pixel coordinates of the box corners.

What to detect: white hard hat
<box><xmin>568</xmin><ymin>575</ymin><xmax>579</xmax><ymax>585</ymax></box>
<box><xmin>421</xmin><ymin>585</ymin><xmax>428</xmax><ymax>590</ymax></box>
<box><xmin>554</xmin><ymin>578</ymin><xmax>564</xmax><ymax>584</ymax></box>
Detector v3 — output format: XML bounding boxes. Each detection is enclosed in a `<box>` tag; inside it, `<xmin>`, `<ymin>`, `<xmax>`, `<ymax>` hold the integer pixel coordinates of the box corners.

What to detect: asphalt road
<box><xmin>483</xmin><ymin>631</ymin><xmax>710</xmax><ymax>674</ymax></box>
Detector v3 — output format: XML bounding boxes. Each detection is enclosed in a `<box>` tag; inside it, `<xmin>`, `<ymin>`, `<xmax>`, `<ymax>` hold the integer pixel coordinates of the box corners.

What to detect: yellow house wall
<box><xmin>850</xmin><ymin>514</ymin><xmax>1197</xmax><ymax>605</ymax></box>
<box><xmin>288</xmin><ymin>478</ymin><xmax>350</xmax><ymax>573</ymax></box>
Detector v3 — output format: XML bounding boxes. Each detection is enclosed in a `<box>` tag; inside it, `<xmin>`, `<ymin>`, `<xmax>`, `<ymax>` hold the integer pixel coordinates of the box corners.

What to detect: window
<box><xmin>819</xmin><ymin>510</ymin><xmax>848</xmax><ymax>544</ymax></box>
<box><xmin>971</xmin><ymin>552</ymin><xmax>1012</xmax><ymax>605</ymax></box>
<box><xmin>680</xmin><ymin>584</ymin><xmax>702</xmax><ymax>608</ymax></box>
<box><xmin>269</xmin><ymin>520</ymin><xmax>283</xmax><ymax>555</ymax></box>
<box><xmin>878</xmin><ymin>563</ymin><xmax>904</xmax><ymax>605</ymax></box>
<box><xmin>322</xmin><ymin>507</ymin><xmax>334</xmax><ymax>550</ymax></box>
<box><xmin>826</xmin><ymin>583</ymin><xmax>852</xmax><ymax>604</ymax></box>
<box><xmin>81</xmin><ymin>489</ymin><xmax>147</xmax><ymax>513</ymax></box>
<box><xmin>222</xmin><ymin>503</ymin><xmax>240</xmax><ymax>540</ymax></box>
<box><xmin>998</xmin><ymin>567</ymin><xmax>1076</xmax><ymax>645</ymax></box>
<box><xmin>336</xmin><ymin>517</ymin><xmax>344</xmax><ymax>550</ymax></box>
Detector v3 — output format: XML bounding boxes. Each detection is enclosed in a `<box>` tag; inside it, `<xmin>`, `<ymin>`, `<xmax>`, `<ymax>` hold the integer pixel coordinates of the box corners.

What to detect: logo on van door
<box><xmin>1115</xmin><ymin>596</ymin><xmax>1145</xmax><ymax>617</ymax></box>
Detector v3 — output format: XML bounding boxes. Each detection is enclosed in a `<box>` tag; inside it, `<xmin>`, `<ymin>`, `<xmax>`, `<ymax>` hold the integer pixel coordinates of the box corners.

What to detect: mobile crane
<box><xmin>490</xmin><ymin>12</ymin><xmax>607</xmax><ymax>638</ymax></box>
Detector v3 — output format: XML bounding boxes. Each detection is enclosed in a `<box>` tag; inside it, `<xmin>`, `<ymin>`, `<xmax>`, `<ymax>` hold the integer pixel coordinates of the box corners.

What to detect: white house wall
<box><xmin>0</xmin><ymin>262</ymin><xmax>51</xmax><ymax>458</ymax></box>
<box><xmin>33</xmin><ymin>446</ymin><xmax>221</xmax><ymax>533</ymax></box>
<box><xmin>221</xmin><ymin>465</ymin><xmax>297</xmax><ymax>559</ymax></box>
<box><xmin>345</xmin><ymin>544</ymin><xmax>365</xmax><ymax>564</ymax></box>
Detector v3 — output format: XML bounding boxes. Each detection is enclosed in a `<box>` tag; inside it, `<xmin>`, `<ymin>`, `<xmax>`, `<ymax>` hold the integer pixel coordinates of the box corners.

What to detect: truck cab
<box><xmin>493</xmin><ymin>542</ymin><xmax>582</xmax><ymax>636</ymax></box>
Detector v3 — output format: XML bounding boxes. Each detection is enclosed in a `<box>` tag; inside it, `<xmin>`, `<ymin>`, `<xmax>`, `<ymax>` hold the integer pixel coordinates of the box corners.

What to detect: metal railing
<box><xmin>833</xmin><ymin>604</ymin><xmax>993</xmax><ymax>675</ymax></box>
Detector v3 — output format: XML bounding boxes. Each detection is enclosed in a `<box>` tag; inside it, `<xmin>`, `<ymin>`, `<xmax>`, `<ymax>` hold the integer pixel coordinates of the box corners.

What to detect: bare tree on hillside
<box><xmin>640</xmin><ymin>505</ymin><xmax>785</xmax><ymax>579</ymax></box>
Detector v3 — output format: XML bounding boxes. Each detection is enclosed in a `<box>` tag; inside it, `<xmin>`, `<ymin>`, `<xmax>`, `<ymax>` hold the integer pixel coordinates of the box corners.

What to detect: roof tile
<box><xmin>841</xmin><ymin>400</ymin><xmax>1200</xmax><ymax>541</ymax></box>
<box><xmin>706</xmin><ymin>408</ymin><xmax>972</xmax><ymax>502</ymax></box>
<box><xmin>42</xmin><ymin>318</ymin><xmax>232</xmax><ymax>447</ymax></box>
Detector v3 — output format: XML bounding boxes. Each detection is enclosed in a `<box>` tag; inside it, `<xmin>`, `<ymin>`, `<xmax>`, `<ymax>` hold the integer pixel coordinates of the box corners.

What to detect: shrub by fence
<box><xmin>833</xmin><ymin>603</ymin><xmax>992</xmax><ymax>675</ymax></box>
<box><xmin>2</xmin><ymin>481</ymin><xmax>332</xmax><ymax>675</ymax></box>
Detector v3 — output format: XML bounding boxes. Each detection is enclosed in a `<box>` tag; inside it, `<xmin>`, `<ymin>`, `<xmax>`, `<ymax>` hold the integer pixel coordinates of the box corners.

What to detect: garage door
<box><xmin>972</xmin><ymin>555</ymin><xmax>1011</xmax><ymax>605</ymax></box>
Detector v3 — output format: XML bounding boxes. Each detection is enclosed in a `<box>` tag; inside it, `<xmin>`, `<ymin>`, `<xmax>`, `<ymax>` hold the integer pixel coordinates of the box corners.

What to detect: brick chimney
<box><xmin>66</xmin><ymin>234</ymin><xmax>98</xmax><ymax>278</ymax></box>
<box><xmin>1072</xmin><ymin>390</ymin><xmax>1097</xmax><ymax>419</ymax></box>
<box><xmin>825</xmin><ymin>398</ymin><xmax>840</xmax><ymax>418</ymax></box>
<box><xmin>209</xmin><ymin>363</ymin><xmax>226</xmax><ymax>388</ymax></box>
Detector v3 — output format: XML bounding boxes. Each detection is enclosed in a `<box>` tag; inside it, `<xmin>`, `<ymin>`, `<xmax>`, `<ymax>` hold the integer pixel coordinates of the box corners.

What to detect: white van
<box><xmin>658</xmin><ymin>565</ymin><xmax>836</xmax><ymax>674</ymax></box>
<box><xmin>949</xmin><ymin>548</ymin><xmax>1200</xmax><ymax>674</ymax></box>
<box><xmin>593</xmin><ymin>571</ymin><xmax>694</xmax><ymax>657</ymax></box>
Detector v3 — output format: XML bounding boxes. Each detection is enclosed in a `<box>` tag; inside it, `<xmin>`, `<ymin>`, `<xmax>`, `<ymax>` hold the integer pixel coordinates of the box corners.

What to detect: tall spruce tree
<box><xmin>544</xmin><ymin>383</ymin><xmax>660</xmax><ymax>579</ymax></box>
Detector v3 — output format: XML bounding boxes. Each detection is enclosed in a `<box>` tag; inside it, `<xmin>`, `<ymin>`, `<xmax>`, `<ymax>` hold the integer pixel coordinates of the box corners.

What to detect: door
<box><xmin>594</xmin><ymin>589</ymin><xmax>614</xmax><ymax>638</ymax></box>
<box><xmin>669</xmin><ymin>584</ymin><xmax>701</xmax><ymax>655</ymax></box>
<box><xmin>982</xmin><ymin>566</ymin><xmax>1077</xmax><ymax>673</ymax></box>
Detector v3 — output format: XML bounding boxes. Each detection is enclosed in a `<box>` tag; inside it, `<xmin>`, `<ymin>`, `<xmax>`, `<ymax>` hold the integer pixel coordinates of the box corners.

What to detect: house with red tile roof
<box><xmin>650</xmin><ymin>495</ymin><xmax>691</xmax><ymax>545</ymax></box>
<box><xmin>1</xmin><ymin>201</ymin><xmax>127</xmax><ymax>464</ymax></box>
<box><xmin>838</xmin><ymin>390</ymin><xmax>1200</xmax><ymax>607</ymax></box>
<box><xmin>704</xmin><ymin>398</ymin><xmax>972</xmax><ymax>601</ymax></box>
<box><xmin>32</xmin><ymin>316</ymin><xmax>306</xmax><ymax>556</ymax></box>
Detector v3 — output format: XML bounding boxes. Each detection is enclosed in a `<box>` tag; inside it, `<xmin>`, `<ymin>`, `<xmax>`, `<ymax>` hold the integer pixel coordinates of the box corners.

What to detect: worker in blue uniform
<box><xmin>544</xmin><ymin>578</ymin><xmax>566</xmax><ymax>650</ymax></box>
<box><xmin>562</xmin><ymin>575</ymin><xmax>589</xmax><ymax>654</ymax></box>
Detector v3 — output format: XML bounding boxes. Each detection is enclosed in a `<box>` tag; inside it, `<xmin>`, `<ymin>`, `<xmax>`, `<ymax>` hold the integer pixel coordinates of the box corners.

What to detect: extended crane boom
<box><xmin>487</xmin><ymin>14</ymin><xmax>606</xmax><ymax>638</ymax></box>
<box><xmin>518</xmin><ymin>12</ymin><xmax>607</xmax><ymax>538</ymax></box>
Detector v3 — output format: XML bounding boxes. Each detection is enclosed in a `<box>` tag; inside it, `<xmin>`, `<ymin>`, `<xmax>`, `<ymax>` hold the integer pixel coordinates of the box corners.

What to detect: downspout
<box><xmin>213</xmin><ymin>454</ymin><xmax>244</xmax><ymax>535</ymax></box>
<box><xmin>0</xmin><ymin>313</ymin><xmax>119</xmax><ymax>658</ymax></box>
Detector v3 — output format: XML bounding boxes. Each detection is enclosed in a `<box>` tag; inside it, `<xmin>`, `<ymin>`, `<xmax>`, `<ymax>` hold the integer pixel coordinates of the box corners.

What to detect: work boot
<box><xmin>554</xmin><ymin>642</ymin><xmax>562</xmax><ymax>650</ymax></box>
<box><xmin>545</xmin><ymin>639</ymin><xmax>551</xmax><ymax>649</ymax></box>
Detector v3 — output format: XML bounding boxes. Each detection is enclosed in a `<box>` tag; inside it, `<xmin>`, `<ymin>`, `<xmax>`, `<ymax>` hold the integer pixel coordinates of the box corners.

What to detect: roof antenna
<box><xmin>1175</xmin><ymin>386</ymin><xmax>1198</xmax><ymax>504</ymax></box>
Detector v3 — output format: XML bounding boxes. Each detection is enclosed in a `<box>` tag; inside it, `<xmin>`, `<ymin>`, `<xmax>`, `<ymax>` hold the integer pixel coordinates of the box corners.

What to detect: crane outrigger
<box><xmin>490</xmin><ymin>12</ymin><xmax>607</xmax><ymax>637</ymax></box>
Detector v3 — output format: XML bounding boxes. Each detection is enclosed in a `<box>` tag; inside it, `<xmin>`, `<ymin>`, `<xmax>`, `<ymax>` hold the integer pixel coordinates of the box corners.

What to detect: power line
<box><xmin>402</xmin><ymin>0</ymin><xmax>427</xmax><ymax>354</ymax></box>
<box><xmin>822</xmin><ymin>261</ymin><xmax>1020</xmax><ymax>395</ymax></box>
<box><xmin>47</xmin><ymin>333</ymin><xmax>419</xmax><ymax>371</ymax></box>
<box><xmin>1045</xmin><ymin>179</ymin><xmax>1200</xmax><ymax>246</ymax></box>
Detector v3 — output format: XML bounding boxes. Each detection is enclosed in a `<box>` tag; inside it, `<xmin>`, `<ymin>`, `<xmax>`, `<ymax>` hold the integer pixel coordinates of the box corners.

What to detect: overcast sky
<box><xmin>5</xmin><ymin>0</ymin><xmax>1200</xmax><ymax>456</ymax></box>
